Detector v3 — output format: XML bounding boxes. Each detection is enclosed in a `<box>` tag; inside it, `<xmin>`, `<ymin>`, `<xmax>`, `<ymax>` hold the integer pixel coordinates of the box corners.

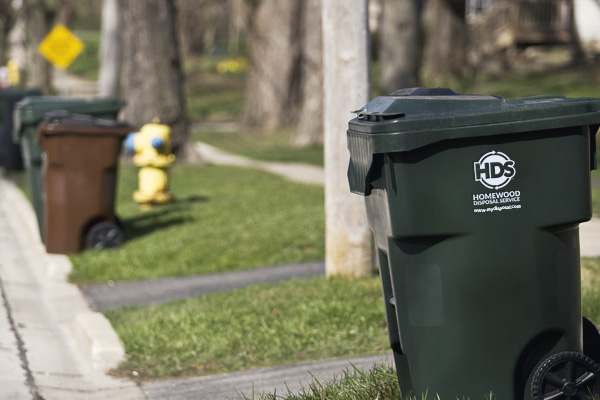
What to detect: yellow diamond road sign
<box><xmin>38</xmin><ymin>24</ymin><xmax>84</xmax><ymax>70</ymax></box>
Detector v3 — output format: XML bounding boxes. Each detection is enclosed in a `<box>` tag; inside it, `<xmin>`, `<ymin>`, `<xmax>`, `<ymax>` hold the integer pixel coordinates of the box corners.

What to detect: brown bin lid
<box><xmin>37</xmin><ymin>110</ymin><xmax>133</xmax><ymax>139</ymax></box>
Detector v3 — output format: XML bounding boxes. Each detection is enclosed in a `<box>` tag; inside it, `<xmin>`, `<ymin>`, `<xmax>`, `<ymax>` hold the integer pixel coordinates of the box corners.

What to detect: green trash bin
<box><xmin>347</xmin><ymin>88</ymin><xmax>600</xmax><ymax>400</ymax></box>
<box><xmin>13</xmin><ymin>96</ymin><xmax>125</xmax><ymax>240</ymax></box>
<box><xmin>0</xmin><ymin>88</ymin><xmax>41</xmax><ymax>170</ymax></box>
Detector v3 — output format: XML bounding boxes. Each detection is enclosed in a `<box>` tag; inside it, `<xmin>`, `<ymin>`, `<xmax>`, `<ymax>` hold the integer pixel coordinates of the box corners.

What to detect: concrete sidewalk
<box><xmin>580</xmin><ymin>217</ymin><xmax>600</xmax><ymax>257</ymax></box>
<box><xmin>83</xmin><ymin>261</ymin><xmax>325</xmax><ymax>311</ymax></box>
<box><xmin>143</xmin><ymin>354</ymin><xmax>393</xmax><ymax>400</ymax></box>
<box><xmin>194</xmin><ymin>141</ymin><xmax>324</xmax><ymax>186</ymax></box>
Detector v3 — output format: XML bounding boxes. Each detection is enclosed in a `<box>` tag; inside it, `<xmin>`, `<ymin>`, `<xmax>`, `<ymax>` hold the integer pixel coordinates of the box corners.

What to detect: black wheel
<box><xmin>86</xmin><ymin>221</ymin><xmax>124</xmax><ymax>250</ymax></box>
<box><xmin>531</xmin><ymin>351</ymin><xmax>600</xmax><ymax>400</ymax></box>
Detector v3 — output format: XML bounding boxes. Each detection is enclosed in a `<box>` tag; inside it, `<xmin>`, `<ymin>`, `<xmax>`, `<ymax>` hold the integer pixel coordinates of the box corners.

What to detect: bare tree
<box><xmin>423</xmin><ymin>0</ymin><xmax>468</xmax><ymax>85</ymax></box>
<box><xmin>176</xmin><ymin>0</ymin><xmax>230</xmax><ymax>58</ymax></box>
<box><xmin>0</xmin><ymin>0</ymin><xmax>17</xmax><ymax>65</ymax></box>
<box><xmin>242</xmin><ymin>0</ymin><xmax>324</xmax><ymax>147</ymax></box>
<box><xmin>22</xmin><ymin>0</ymin><xmax>54</xmax><ymax>92</ymax></box>
<box><xmin>98</xmin><ymin>0</ymin><xmax>120</xmax><ymax>97</ymax></box>
<box><xmin>242</xmin><ymin>0</ymin><xmax>302</xmax><ymax>131</ymax></box>
<box><xmin>379</xmin><ymin>0</ymin><xmax>423</xmax><ymax>94</ymax></box>
<box><xmin>118</xmin><ymin>0</ymin><xmax>189</xmax><ymax>158</ymax></box>
<box><xmin>292</xmin><ymin>0</ymin><xmax>323</xmax><ymax>147</ymax></box>
<box><xmin>322</xmin><ymin>0</ymin><xmax>373</xmax><ymax>279</ymax></box>
<box><xmin>568</xmin><ymin>0</ymin><xmax>585</xmax><ymax>64</ymax></box>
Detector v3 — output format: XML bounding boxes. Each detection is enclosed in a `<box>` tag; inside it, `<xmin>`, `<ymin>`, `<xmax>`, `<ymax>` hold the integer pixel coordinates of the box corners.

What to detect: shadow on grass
<box><xmin>120</xmin><ymin>195</ymin><xmax>208</xmax><ymax>241</ymax></box>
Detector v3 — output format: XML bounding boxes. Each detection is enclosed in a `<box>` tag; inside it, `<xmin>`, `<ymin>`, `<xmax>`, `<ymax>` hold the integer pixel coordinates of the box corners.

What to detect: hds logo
<box><xmin>474</xmin><ymin>151</ymin><xmax>516</xmax><ymax>189</ymax></box>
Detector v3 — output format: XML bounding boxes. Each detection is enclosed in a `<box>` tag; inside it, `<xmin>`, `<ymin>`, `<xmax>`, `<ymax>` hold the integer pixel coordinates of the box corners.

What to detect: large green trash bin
<box><xmin>347</xmin><ymin>88</ymin><xmax>600</xmax><ymax>400</ymax></box>
<box><xmin>13</xmin><ymin>96</ymin><xmax>125</xmax><ymax>239</ymax></box>
<box><xmin>0</xmin><ymin>88</ymin><xmax>41</xmax><ymax>170</ymax></box>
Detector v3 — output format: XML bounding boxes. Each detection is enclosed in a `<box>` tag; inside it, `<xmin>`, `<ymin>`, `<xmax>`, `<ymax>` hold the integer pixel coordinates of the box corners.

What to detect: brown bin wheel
<box><xmin>86</xmin><ymin>221</ymin><xmax>124</xmax><ymax>250</ymax></box>
<box><xmin>531</xmin><ymin>351</ymin><xmax>600</xmax><ymax>400</ymax></box>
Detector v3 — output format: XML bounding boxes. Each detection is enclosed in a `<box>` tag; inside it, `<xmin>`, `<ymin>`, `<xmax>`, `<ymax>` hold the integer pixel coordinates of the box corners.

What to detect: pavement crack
<box><xmin>0</xmin><ymin>277</ymin><xmax>46</xmax><ymax>400</ymax></box>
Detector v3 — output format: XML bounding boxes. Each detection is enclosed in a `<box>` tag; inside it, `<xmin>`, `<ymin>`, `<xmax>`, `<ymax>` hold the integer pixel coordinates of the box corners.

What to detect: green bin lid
<box><xmin>348</xmin><ymin>88</ymin><xmax>600</xmax><ymax>153</ymax></box>
<box><xmin>0</xmin><ymin>88</ymin><xmax>42</xmax><ymax>104</ymax></box>
<box><xmin>347</xmin><ymin>88</ymin><xmax>600</xmax><ymax>195</ymax></box>
<box><xmin>13</xmin><ymin>96</ymin><xmax>125</xmax><ymax>141</ymax></box>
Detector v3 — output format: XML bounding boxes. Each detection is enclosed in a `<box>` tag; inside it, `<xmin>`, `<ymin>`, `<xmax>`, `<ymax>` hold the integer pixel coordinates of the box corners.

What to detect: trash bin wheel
<box><xmin>86</xmin><ymin>221</ymin><xmax>124</xmax><ymax>250</ymax></box>
<box><xmin>531</xmin><ymin>351</ymin><xmax>600</xmax><ymax>400</ymax></box>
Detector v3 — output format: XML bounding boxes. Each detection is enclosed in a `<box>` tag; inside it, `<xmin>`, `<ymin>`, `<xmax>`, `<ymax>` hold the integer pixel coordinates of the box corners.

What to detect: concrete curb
<box><xmin>72</xmin><ymin>311</ymin><xmax>126</xmax><ymax>372</ymax></box>
<box><xmin>0</xmin><ymin>176</ymin><xmax>145</xmax><ymax>399</ymax></box>
<box><xmin>0</xmin><ymin>177</ymin><xmax>126</xmax><ymax>372</ymax></box>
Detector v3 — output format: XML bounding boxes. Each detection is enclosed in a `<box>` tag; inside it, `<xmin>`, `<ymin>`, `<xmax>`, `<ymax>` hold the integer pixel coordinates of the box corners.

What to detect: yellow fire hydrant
<box><xmin>124</xmin><ymin>118</ymin><xmax>175</xmax><ymax>205</ymax></box>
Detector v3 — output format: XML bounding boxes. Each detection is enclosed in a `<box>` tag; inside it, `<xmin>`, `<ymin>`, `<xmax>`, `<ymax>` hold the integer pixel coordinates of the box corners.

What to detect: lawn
<box><xmin>582</xmin><ymin>258</ymin><xmax>600</xmax><ymax>324</ymax></box>
<box><xmin>106</xmin><ymin>277</ymin><xmax>389</xmax><ymax>380</ymax></box>
<box><xmin>69</xmin><ymin>164</ymin><xmax>325</xmax><ymax>284</ymax></box>
<box><xmin>463</xmin><ymin>63</ymin><xmax>600</xmax><ymax>100</ymax></box>
<box><xmin>185</xmin><ymin>55</ymin><xmax>246</xmax><ymax>123</ymax></box>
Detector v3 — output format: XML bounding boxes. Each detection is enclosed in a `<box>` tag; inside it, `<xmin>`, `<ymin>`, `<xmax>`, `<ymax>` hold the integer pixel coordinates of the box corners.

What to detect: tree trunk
<box><xmin>379</xmin><ymin>0</ymin><xmax>423</xmax><ymax>94</ymax></box>
<box><xmin>242</xmin><ymin>0</ymin><xmax>302</xmax><ymax>131</ymax></box>
<box><xmin>23</xmin><ymin>0</ymin><xmax>54</xmax><ymax>93</ymax></box>
<box><xmin>423</xmin><ymin>0</ymin><xmax>467</xmax><ymax>85</ymax></box>
<box><xmin>118</xmin><ymin>0</ymin><xmax>189</xmax><ymax>158</ymax></box>
<box><xmin>0</xmin><ymin>0</ymin><xmax>16</xmax><ymax>65</ymax></box>
<box><xmin>98</xmin><ymin>0</ymin><xmax>120</xmax><ymax>97</ymax></box>
<box><xmin>568</xmin><ymin>0</ymin><xmax>585</xmax><ymax>64</ymax></box>
<box><xmin>322</xmin><ymin>0</ymin><xmax>373</xmax><ymax>279</ymax></box>
<box><xmin>228</xmin><ymin>0</ymin><xmax>244</xmax><ymax>56</ymax></box>
<box><xmin>292</xmin><ymin>0</ymin><xmax>323</xmax><ymax>147</ymax></box>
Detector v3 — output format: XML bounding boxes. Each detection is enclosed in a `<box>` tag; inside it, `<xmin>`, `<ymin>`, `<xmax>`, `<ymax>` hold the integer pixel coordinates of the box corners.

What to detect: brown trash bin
<box><xmin>36</xmin><ymin>111</ymin><xmax>133</xmax><ymax>254</ymax></box>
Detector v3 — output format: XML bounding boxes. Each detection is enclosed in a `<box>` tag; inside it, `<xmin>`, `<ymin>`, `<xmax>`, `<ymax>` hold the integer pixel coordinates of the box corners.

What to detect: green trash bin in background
<box><xmin>347</xmin><ymin>88</ymin><xmax>600</xmax><ymax>400</ymax></box>
<box><xmin>12</xmin><ymin>96</ymin><xmax>125</xmax><ymax>240</ymax></box>
<box><xmin>0</xmin><ymin>88</ymin><xmax>41</xmax><ymax>170</ymax></box>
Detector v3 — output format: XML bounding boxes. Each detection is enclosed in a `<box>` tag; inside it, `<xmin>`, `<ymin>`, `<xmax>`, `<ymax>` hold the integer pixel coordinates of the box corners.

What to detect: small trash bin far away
<box><xmin>13</xmin><ymin>96</ymin><xmax>125</xmax><ymax>240</ymax></box>
<box><xmin>347</xmin><ymin>88</ymin><xmax>600</xmax><ymax>400</ymax></box>
<box><xmin>36</xmin><ymin>111</ymin><xmax>132</xmax><ymax>254</ymax></box>
<box><xmin>0</xmin><ymin>88</ymin><xmax>41</xmax><ymax>170</ymax></box>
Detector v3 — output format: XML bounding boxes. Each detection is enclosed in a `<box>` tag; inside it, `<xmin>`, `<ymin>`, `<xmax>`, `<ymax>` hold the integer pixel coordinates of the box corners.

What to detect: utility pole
<box><xmin>322</xmin><ymin>0</ymin><xmax>373</xmax><ymax>278</ymax></box>
<box><xmin>98</xmin><ymin>0</ymin><xmax>121</xmax><ymax>97</ymax></box>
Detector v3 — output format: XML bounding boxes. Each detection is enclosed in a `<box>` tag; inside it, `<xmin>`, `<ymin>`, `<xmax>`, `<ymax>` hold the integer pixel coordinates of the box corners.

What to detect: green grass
<box><xmin>465</xmin><ymin>64</ymin><xmax>600</xmax><ymax>99</ymax></box>
<box><xmin>582</xmin><ymin>258</ymin><xmax>600</xmax><ymax>324</ymax></box>
<box><xmin>185</xmin><ymin>56</ymin><xmax>246</xmax><ymax>122</ymax></box>
<box><xmin>69</xmin><ymin>164</ymin><xmax>324</xmax><ymax>284</ymax></box>
<box><xmin>192</xmin><ymin>129</ymin><xmax>324</xmax><ymax>166</ymax></box>
<box><xmin>245</xmin><ymin>362</ymin><xmax>402</xmax><ymax>400</ymax></box>
<box><xmin>68</xmin><ymin>30</ymin><xmax>100</xmax><ymax>81</ymax></box>
<box><xmin>106</xmin><ymin>277</ymin><xmax>389</xmax><ymax>380</ymax></box>
<box><xmin>592</xmin><ymin>184</ymin><xmax>600</xmax><ymax>216</ymax></box>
